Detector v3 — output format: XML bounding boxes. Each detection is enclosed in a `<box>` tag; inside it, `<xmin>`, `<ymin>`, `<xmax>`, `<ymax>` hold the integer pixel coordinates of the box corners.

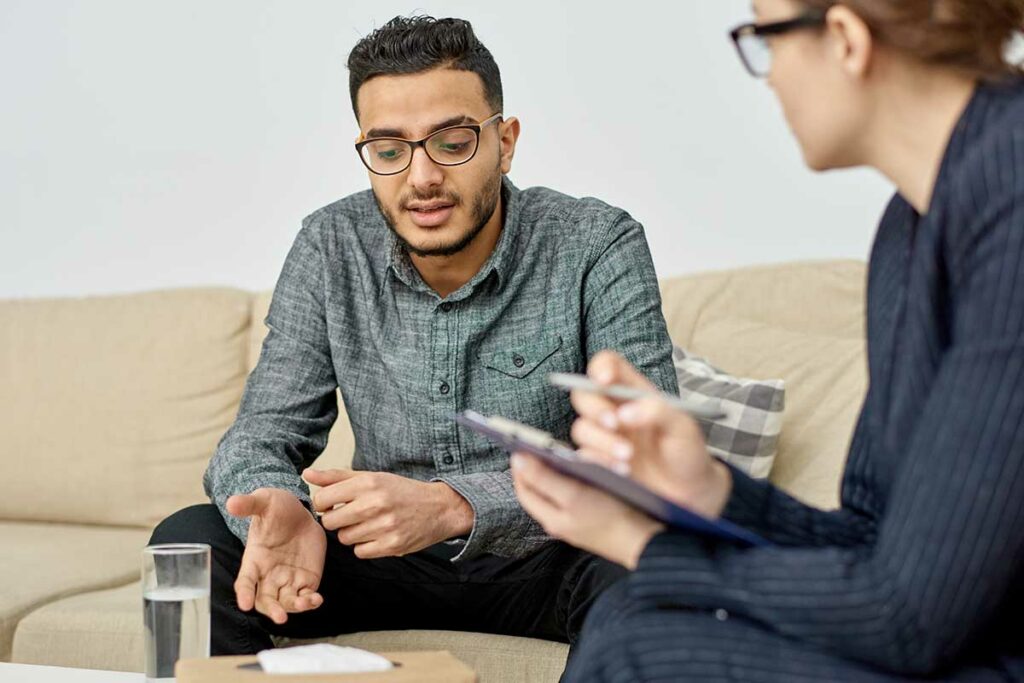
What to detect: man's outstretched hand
<box><xmin>226</xmin><ymin>488</ymin><xmax>327</xmax><ymax>625</ymax></box>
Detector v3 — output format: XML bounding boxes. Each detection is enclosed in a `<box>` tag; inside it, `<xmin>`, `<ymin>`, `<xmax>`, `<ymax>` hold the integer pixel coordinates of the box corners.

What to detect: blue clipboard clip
<box><xmin>455</xmin><ymin>410</ymin><xmax>772</xmax><ymax>549</ymax></box>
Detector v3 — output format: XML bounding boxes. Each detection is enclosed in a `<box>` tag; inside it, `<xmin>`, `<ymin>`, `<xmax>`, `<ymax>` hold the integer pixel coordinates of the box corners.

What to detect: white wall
<box><xmin>0</xmin><ymin>0</ymin><xmax>894</xmax><ymax>299</ymax></box>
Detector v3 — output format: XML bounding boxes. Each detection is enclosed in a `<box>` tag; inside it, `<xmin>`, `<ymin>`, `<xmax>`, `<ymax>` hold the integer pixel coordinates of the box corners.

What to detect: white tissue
<box><xmin>257</xmin><ymin>643</ymin><xmax>394</xmax><ymax>674</ymax></box>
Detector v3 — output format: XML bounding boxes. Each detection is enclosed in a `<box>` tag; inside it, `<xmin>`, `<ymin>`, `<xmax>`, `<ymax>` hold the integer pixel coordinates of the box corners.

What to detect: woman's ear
<box><xmin>499</xmin><ymin>116</ymin><xmax>521</xmax><ymax>174</ymax></box>
<box><xmin>824</xmin><ymin>5</ymin><xmax>875</xmax><ymax>80</ymax></box>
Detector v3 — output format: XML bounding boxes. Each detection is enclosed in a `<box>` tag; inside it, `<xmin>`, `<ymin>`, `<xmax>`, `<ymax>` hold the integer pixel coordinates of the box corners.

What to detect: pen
<box><xmin>548</xmin><ymin>372</ymin><xmax>727</xmax><ymax>421</ymax></box>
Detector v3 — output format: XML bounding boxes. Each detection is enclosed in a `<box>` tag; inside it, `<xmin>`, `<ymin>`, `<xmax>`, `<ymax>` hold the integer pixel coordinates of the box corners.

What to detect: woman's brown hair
<box><xmin>799</xmin><ymin>0</ymin><xmax>1024</xmax><ymax>80</ymax></box>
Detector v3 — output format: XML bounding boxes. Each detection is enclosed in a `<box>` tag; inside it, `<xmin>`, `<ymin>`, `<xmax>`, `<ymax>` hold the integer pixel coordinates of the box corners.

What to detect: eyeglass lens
<box><xmin>360</xmin><ymin>127</ymin><xmax>479</xmax><ymax>174</ymax></box>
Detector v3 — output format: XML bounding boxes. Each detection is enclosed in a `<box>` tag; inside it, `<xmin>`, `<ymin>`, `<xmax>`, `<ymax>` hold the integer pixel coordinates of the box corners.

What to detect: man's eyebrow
<box><xmin>366</xmin><ymin>115</ymin><xmax>476</xmax><ymax>140</ymax></box>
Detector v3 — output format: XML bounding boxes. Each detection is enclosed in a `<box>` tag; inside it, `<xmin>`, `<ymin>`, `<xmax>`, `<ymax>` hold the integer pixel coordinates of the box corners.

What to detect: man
<box><xmin>150</xmin><ymin>15</ymin><xmax>677</xmax><ymax>658</ymax></box>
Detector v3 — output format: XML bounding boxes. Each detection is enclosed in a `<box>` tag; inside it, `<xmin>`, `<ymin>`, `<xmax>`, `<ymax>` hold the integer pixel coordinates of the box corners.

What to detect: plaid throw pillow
<box><xmin>673</xmin><ymin>346</ymin><xmax>785</xmax><ymax>479</ymax></box>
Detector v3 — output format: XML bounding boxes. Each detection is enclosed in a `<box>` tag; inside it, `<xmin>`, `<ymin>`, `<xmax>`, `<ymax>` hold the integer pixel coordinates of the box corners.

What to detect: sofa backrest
<box><xmin>0</xmin><ymin>288</ymin><xmax>252</xmax><ymax>528</ymax></box>
<box><xmin>0</xmin><ymin>260</ymin><xmax>866</xmax><ymax>529</ymax></box>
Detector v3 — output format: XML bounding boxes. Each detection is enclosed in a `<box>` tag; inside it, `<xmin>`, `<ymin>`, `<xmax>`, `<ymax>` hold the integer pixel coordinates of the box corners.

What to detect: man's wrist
<box><xmin>432</xmin><ymin>482</ymin><xmax>475</xmax><ymax>538</ymax></box>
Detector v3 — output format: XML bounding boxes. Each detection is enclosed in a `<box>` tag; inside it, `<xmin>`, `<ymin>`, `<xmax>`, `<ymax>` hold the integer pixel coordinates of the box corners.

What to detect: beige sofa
<box><xmin>0</xmin><ymin>260</ymin><xmax>868</xmax><ymax>682</ymax></box>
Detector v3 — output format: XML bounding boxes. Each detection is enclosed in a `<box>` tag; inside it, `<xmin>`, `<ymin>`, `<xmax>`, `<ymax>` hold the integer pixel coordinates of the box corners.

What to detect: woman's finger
<box><xmin>571</xmin><ymin>418</ymin><xmax>633</xmax><ymax>463</ymax></box>
<box><xmin>511</xmin><ymin>454</ymin><xmax>588</xmax><ymax>507</ymax></box>
<box><xmin>511</xmin><ymin>458</ymin><xmax>569</xmax><ymax>535</ymax></box>
<box><xmin>569</xmin><ymin>387</ymin><xmax>621</xmax><ymax>429</ymax></box>
<box><xmin>577</xmin><ymin>447</ymin><xmax>631</xmax><ymax>475</ymax></box>
<box><xmin>619</xmin><ymin>396</ymin><xmax>700</xmax><ymax>439</ymax></box>
<box><xmin>588</xmin><ymin>350</ymin><xmax>657</xmax><ymax>391</ymax></box>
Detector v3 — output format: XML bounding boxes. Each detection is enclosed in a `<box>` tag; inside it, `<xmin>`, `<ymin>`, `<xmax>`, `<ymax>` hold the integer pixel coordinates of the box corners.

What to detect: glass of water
<box><xmin>142</xmin><ymin>544</ymin><xmax>211</xmax><ymax>682</ymax></box>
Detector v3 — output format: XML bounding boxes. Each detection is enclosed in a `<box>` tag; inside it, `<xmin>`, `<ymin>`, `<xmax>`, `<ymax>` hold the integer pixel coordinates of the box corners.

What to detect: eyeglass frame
<box><xmin>354</xmin><ymin>113</ymin><xmax>504</xmax><ymax>176</ymax></box>
<box><xmin>729</xmin><ymin>12</ymin><xmax>827</xmax><ymax>78</ymax></box>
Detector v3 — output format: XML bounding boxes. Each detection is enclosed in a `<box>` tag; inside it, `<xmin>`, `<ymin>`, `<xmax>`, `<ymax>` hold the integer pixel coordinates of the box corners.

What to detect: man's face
<box><xmin>356</xmin><ymin>68</ymin><xmax>514</xmax><ymax>258</ymax></box>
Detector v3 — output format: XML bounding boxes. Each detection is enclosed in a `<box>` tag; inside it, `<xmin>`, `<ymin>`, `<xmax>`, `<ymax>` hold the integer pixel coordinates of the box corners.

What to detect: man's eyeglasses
<box><xmin>355</xmin><ymin>113</ymin><xmax>503</xmax><ymax>176</ymax></box>
<box><xmin>729</xmin><ymin>13</ymin><xmax>827</xmax><ymax>78</ymax></box>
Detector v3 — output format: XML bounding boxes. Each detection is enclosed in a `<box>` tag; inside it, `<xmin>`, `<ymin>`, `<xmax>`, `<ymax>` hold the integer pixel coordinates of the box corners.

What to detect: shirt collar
<box><xmin>380</xmin><ymin>176</ymin><xmax>521</xmax><ymax>299</ymax></box>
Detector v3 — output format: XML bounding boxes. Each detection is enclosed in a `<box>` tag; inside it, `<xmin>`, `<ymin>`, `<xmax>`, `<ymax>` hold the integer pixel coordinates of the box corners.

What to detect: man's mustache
<box><xmin>400</xmin><ymin>190</ymin><xmax>462</xmax><ymax>210</ymax></box>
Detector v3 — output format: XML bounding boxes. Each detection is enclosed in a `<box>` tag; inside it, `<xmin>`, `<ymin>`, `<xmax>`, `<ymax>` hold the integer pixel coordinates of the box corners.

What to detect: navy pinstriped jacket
<box><xmin>629</xmin><ymin>81</ymin><xmax>1024</xmax><ymax>677</ymax></box>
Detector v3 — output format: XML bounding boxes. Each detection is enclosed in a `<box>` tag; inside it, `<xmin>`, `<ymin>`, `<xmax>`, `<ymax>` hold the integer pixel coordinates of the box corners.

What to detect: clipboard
<box><xmin>456</xmin><ymin>410</ymin><xmax>771</xmax><ymax>548</ymax></box>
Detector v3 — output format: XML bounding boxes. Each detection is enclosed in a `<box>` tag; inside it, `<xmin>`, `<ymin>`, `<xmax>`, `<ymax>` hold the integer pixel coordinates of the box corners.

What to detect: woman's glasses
<box><xmin>729</xmin><ymin>13</ymin><xmax>827</xmax><ymax>78</ymax></box>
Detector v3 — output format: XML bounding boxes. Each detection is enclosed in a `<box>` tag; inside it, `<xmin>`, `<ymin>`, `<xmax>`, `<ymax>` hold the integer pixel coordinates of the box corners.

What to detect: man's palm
<box><xmin>226</xmin><ymin>488</ymin><xmax>327</xmax><ymax>624</ymax></box>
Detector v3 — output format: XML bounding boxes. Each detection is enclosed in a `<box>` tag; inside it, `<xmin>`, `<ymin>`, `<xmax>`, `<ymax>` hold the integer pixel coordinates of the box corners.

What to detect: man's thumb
<box><xmin>226</xmin><ymin>492</ymin><xmax>267</xmax><ymax>519</ymax></box>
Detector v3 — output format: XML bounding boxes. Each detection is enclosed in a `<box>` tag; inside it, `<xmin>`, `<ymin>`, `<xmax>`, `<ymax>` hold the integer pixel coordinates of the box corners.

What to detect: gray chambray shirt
<box><xmin>204</xmin><ymin>176</ymin><xmax>678</xmax><ymax>562</ymax></box>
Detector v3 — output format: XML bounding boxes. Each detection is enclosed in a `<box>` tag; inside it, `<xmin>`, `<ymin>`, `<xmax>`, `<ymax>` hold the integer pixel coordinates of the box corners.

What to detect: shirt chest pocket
<box><xmin>480</xmin><ymin>334</ymin><xmax>564</xmax><ymax>379</ymax></box>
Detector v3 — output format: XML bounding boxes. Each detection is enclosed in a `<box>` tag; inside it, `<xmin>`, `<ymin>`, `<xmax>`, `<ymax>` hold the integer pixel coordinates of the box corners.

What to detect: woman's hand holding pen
<box><xmin>511</xmin><ymin>350</ymin><xmax>734</xmax><ymax>569</ymax></box>
<box><xmin>569</xmin><ymin>350</ymin><xmax>733</xmax><ymax>520</ymax></box>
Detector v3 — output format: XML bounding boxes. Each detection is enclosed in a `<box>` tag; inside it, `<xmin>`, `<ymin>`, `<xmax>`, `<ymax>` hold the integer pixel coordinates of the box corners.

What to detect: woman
<box><xmin>511</xmin><ymin>0</ymin><xmax>1024</xmax><ymax>680</ymax></box>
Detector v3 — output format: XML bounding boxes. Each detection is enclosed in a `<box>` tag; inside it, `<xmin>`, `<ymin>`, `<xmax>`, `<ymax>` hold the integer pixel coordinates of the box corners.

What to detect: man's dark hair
<box><xmin>347</xmin><ymin>16</ymin><xmax>503</xmax><ymax>119</ymax></box>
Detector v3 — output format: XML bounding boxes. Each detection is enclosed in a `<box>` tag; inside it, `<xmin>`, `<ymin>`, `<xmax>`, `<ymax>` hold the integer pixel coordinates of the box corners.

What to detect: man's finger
<box><xmin>302</xmin><ymin>468</ymin><xmax>358</xmax><ymax>486</ymax></box>
<box><xmin>255</xmin><ymin>570</ymin><xmax>289</xmax><ymax>625</ymax></box>
<box><xmin>226</xmin><ymin>492</ymin><xmax>268</xmax><ymax>519</ymax></box>
<box><xmin>334</xmin><ymin>519</ymin><xmax>382</xmax><ymax>546</ymax></box>
<box><xmin>319</xmin><ymin>497</ymin><xmax>376</xmax><ymax>531</ymax></box>
<box><xmin>307</xmin><ymin>475</ymin><xmax>364</xmax><ymax>512</ymax></box>
<box><xmin>278</xmin><ymin>582</ymin><xmax>299</xmax><ymax>613</ymax></box>
<box><xmin>233</xmin><ymin>565</ymin><xmax>258</xmax><ymax>612</ymax></box>
<box><xmin>293</xmin><ymin>588</ymin><xmax>324</xmax><ymax>612</ymax></box>
<box><xmin>255</xmin><ymin>593</ymin><xmax>288</xmax><ymax>625</ymax></box>
<box><xmin>353</xmin><ymin>539</ymin><xmax>394</xmax><ymax>560</ymax></box>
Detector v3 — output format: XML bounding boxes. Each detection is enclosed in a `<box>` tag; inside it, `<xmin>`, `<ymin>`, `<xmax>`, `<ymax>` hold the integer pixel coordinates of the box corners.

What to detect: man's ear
<box><xmin>498</xmin><ymin>117</ymin><xmax>521</xmax><ymax>174</ymax></box>
<box><xmin>824</xmin><ymin>5</ymin><xmax>874</xmax><ymax>79</ymax></box>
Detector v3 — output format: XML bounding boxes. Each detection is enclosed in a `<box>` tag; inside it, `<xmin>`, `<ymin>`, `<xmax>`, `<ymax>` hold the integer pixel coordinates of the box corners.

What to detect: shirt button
<box><xmin>512</xmin><ymin>353</ymin><xmax>525</xmax><ymax>368</ymax></box>
<box><xmin>440</xmin><ymin>302</ymin><xmax>453</xmax><ymax>312</ymax></box>
<box><xmin>439</xmin><ymin>381</ymin><xmax>451</xmax><ymax>395</ymax></box>
<box><xmin>442</xmin><ymin>455</ymin><xmax>455</xmax><ymax>465</ymax></box>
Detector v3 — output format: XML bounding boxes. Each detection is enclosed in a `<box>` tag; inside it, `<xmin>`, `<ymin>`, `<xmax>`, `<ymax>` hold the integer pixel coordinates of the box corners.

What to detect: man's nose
<box><xmin>406</xmin><ymin>146</ymin><xmax>444</xmax><ymax>191</ymax></box>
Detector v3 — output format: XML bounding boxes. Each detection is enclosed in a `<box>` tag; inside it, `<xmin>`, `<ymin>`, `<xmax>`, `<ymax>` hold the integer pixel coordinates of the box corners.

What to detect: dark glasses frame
<box><xmin>354</xmin><ymin>113</ymin><xmax>503</xmax><ymax>176</ymax></box>
<box><xmin>729</xmin><ymin>13</ymin><xmax>827</xmax><ymax>77</ymax></box>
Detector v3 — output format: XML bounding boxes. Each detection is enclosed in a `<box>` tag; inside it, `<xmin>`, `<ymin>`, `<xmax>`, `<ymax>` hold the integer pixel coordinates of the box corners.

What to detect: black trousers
<box><xmin>563</xmin><ymin>582</ymin><xmax>1013</xmax><ymax>683</ymax></box>
<box><xmin>149</xmin><ymin>504</ymin><xmax>627</xmax><ymax>657</ymax></box>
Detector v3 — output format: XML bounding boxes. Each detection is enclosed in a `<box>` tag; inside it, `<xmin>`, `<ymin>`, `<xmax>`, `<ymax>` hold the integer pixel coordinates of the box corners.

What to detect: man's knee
<box><xmin>149</xmin><ymin>503</ymin><xmax>232</xmax><ymax>546</ymax></box>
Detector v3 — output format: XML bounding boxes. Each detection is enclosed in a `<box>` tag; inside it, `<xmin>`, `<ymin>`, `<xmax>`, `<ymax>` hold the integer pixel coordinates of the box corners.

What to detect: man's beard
<box><xmin>375</xmin><ymin>171</ymin><xmax>502</xmax><ymax>259</ymax></box>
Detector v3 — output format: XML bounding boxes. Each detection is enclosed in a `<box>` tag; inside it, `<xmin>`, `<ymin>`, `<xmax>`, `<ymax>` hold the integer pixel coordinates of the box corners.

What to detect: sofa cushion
<box><xmin>673</xmin><ymin>346</ymin><xmax>785</xmax><ymax>479</ymax></box>
<box><xmin>0</xmin><ymin>522</ymin><xmax>150</xmax><ymax>662</ymax></box>
<box><xmin>0</xmin><ymin>288</ymin><xmax>252</xmax><ymax>527</ymax></box>
<box><xmin>12</xmin><ymin>583</ymin><xmax>143</xmax><ymax>671</ymax></box>
<box><xmin>660</xmin><ymin>261</ymin><xmax>867</xmax><ymax>509</ymax></box>
<box><xmin>14</xmin><ymin>581</ymin><xmax>569</xmax><ymax>682</ymax></box>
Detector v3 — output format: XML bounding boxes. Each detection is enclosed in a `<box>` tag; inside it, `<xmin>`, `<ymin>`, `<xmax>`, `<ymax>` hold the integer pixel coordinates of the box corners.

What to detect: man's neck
<box><xmin>410</xmin><ymin>194</ymin><xmax>505</xmax><ymax>298</ymax></box>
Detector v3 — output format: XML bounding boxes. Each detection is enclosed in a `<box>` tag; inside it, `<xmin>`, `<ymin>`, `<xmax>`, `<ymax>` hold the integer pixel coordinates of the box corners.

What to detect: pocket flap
<box><xmin>481</xmin><ymin>334</ymin><xmax>564</xmax><ymax>379</ymax></box>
